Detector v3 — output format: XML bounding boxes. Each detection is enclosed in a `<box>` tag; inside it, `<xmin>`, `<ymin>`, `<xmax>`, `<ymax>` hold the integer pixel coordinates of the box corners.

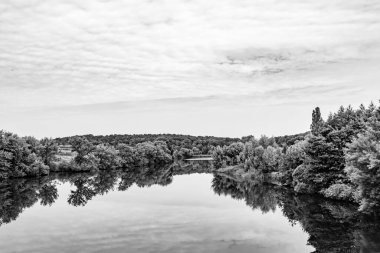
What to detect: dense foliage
<box><xmin>213</xmin><ymin>101</ymin><xmax>380</xmax><ymax>213</ymax></box>
<box><xmin>56</xmin><ymin>134</ymin><xmax>240</xmax><ymax>155</ymax></box>
<box><xmin>0</xmin><ymin>132</ymin><xmax>175</xmax><ymax>178</ymax></box>
<box><xmin>0</xmin><ymin>132</ymin><xmax>50</xmax><ymax>179</ymax></box>
<box><xmin>2</xmin><ymin>100</ymin><xmax>379</xmax><ymax>214</ymax></box>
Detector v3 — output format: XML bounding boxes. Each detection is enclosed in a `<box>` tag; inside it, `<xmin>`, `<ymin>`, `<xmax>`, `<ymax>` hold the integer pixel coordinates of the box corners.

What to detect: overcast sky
<box><xmin>1</xmin><ymin>0</ymin><xmax>379</xmax><ymax>138</ymax></box>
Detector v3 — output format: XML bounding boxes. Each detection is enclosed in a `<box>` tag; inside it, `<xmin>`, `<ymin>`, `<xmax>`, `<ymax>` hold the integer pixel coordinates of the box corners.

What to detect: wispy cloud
<box><xmin>5</xmin><ymin>83</ymin><xmax>358</xmax><ymax>116</ymax></box>
<box><xmin>0</xmin><ymin>0</ymin><xmax>379</xmax><ymax>136</ymax></box>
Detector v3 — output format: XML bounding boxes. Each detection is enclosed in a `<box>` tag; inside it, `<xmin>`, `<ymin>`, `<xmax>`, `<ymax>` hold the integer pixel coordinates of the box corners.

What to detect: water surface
<box><xmin>0</xmin><ymin>167</ymin><xmax>379</xmax><ymax>253</ymax></box>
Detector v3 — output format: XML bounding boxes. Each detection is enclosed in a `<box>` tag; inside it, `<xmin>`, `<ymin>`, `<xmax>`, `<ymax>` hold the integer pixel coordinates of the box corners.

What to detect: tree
<box><xmin>311</xmin><ymin>107</ymin><xmax>324</xmax><ymax>135</ymax></box>
<box><xmin>0</xmin><ymin>150</ymin><xmax>12</xmax><ymax>179</ymax></box>
<box><xmin>279</xmin><ymin>141</ymin><xmax>307</xmax><ymax>185</ymax></box>
<box><xmin>39</xmin><ymin>138</ymin><xmax>58</xmax><ymax>167</ymax></box>
<box><xmin>212</xmin><ymin>146</ymin><xmax>224</xmax><ymax>169</ymax></box>
<box><xmin>94</xmin><ymin>144</ymin><xmax>121</xmax><ymax>170</ymax></box>
<box><xmin>282</xmin><ymin>140</ymin><xmax>307</xmax><ymax>171</ymax></box>
<box><xmin>258</xmin><ymin>135</ymin><xmax>276</xmax><ymax>148</ymax></box>
<box><xmin>174</xmin><ymin>148</ymin><xmax>193</xmax><ymax>160</ymax></box>
<box><xmin>223</xmin><ymin>142</ymin><xmax>244</xmax><ymax>165</ymax></box>
<box><xmin>345</xmin><ymin>113</ymin><xmax>380</xmax><ymax>213</ymax></box>
<box><xmin>70</xmin><ymin>137</ymin><xmax>95</xmax><ymax>166</ymax></box>
<box><xmin>133</xmin><ymin>141</ymin><xmax>172</xmax><ymax>167</ymax></box>
<box><xmin>23</xmin><ymin>136</ymin><xmax>41</xmax><ymax>154</ymax></box>
<box><xmin>262</xmin><ymin>146</ymin><xmax>283</xmax><ymax>172</ymax></box>
<box><xmin>117</xmin><ymin>144</ymin><xmax>135</xmax><ymax>169</ymax></box>
<box><xmin>0</xmin><ymin>131</ymin><xmax>48</xmax><ymax>178</ymax></box>
<box><xmin>301</xmin><ymin>135</ymin><xmax>346</xmax><ymax>192</ymax></box>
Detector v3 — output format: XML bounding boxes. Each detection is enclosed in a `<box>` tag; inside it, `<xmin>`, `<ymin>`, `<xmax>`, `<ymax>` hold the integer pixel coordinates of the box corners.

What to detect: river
<box><xmin>0</xmin><ymin>166</ymin><xmax>379</xmax><ymax>253</ymax></box>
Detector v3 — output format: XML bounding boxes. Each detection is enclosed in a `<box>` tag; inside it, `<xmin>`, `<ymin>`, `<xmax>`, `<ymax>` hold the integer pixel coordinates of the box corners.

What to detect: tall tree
<box><xmin>345</xmin><ymin>110</ymin><xmax>380</xmax><ymax>213</ymax></box>
<box><xmin>311</xmin><ymin>107</ymin><xmax>324</xmax><ymax>135</ymax></box>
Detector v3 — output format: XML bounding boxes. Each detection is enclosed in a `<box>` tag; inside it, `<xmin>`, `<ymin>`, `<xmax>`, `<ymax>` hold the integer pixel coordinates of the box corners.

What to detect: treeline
<box><xmin>213</xmin><ymin>101</ymin><xmax>380</xmax><ymax>213</ymax></box>
<box><xmin>0</xmin><ymin>130</ymin><xmax>218</xmax><ymax>179</ymax></box>
<box><xmin>0</xmin><ymin>131</ymin><xmax>256</xmax><ymax>178</ymax></box>
<box><xmin>0</xmin><ymin>133</ymin><xmax>175</xmax><ymax>179</ymax></box>
<box><xmin>56</xmin><ymin>134</ymin><xmax>241</xmax><ymax>156</ymax></box>
<box><xmin>2</xmin><ymin>100</ymin><xmax>379</xmax><ymax>213</ymax></box>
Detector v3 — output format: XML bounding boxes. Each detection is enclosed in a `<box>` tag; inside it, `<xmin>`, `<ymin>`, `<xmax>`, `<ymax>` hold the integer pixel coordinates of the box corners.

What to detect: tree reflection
<box><xmin>1</xmin><ymin>166</ymin><xmax>379</xmax><ymax>252</ymax></box>
<box><xmin>38</xmin><ymin>184</ymin><xmax>58</xmax><ymax>206</ymax></box>
<box><xmin>212</xmin><ymin>172</ymin><xmax>380</xmax><ymax>253</ymax></box>
<box><xmin>0</xmin><ymin>178</ymin><xmax>54</xmax><ymax>226</ymax></box>
<box><xmin>92</xmin><ymin>171</ymin><xmax>119</xmax><ymax>196</ymax></box>
<box><xmin>68</xmin><ymin>177</ymin><xmax>96</xmax><ymax>207</ymax></box>
<box><xmin>212</xmin><ymin>174</ymin><xmax>278</xmax><ymax>213</ymax></box>
<box><xmin>118</xmin><ymin>170</ymin><xmax>136</xmax><ymax>191</ymax></box>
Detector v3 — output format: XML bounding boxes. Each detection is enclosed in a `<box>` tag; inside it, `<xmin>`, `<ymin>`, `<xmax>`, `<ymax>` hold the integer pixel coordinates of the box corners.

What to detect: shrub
<box><xmin>320</xmin><ymin>183</ymin><xmax>355</xmax><ymax>201</ymax></box>
<box><xmin>212</xmin><ymin>146</ymin><xmax>224</xmax><ymax>169</ymax></box>
<box><xmin>292</xmin><ymin>164</ymin><xmax>317</xmax><ymax>194</ymax></box>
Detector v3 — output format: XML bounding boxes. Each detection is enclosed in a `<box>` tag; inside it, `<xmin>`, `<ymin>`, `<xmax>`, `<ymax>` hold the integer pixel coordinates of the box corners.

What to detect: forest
<box><xmin>0</xmin><ymin>131</ymin><xmax>237</xmax><ymax>178</ymax></box>
<box><xmin>212</xmin><ymin>101</ymin><xmax>380</xmax><ymax>214</ymax></box>
<box><xmin>1</xmin><ymin>101</ymin><xmax>379</xmax><ymax>214</ymax></box>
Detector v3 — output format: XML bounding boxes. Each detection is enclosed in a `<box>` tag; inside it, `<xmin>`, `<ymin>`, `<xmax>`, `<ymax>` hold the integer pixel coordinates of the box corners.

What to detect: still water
<box><xmin>0</xmin><ymin>166</ymin><xmax>379</xmax><ymax>253</ymax></box>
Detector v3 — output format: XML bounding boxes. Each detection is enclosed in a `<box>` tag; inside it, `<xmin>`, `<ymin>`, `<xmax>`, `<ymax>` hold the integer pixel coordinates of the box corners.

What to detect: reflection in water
<box><xmin>212</xmin><ymin>175</ymin><xmax>278</xmax><ymax>213</ymax></box>
<box><xmin>0</xmin><ymin>161</ymin><xmax>379</xmax><ymax>253</ymax></box>
<box><xmin>0</xmin><ymin>160</ymin><xmax>212</xmax><ymax>225</ymax></box>
<box><xmin>38</xmin><ymin>184</ymin><xmax>58</xmax><ymax>206</ymax></box>
<box><xmin>68</xmin><ymin>177</ymin><xmax>97</xmax><ymax>207</ymax></box>
<box><xmin>0</xmin><ymin>177</ymin><xmax>46</xmax><ymax>226</ymax></box>
<box><xmin>212</xmin><ymin>174</ymin><xmax>380</xmax><ymax>253</ymax></box>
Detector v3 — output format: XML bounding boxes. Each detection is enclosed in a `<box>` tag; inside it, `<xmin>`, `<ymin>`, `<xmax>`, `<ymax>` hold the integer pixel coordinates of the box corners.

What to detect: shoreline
<box><xmin>216</xmin><ymin>164</ymin><xmax>359</xmax><ymax>206</ymax></box>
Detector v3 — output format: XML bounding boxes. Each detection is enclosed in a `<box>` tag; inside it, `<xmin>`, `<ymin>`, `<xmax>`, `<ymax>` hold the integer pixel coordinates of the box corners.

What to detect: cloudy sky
<box><xmin>1</xmin><ymin>0</ymin><xmax>379</xmax><ymax>138</ymax></box>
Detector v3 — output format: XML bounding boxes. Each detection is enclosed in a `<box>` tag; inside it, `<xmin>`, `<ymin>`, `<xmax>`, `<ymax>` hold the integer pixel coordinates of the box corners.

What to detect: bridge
<box><xmin>185</xmin><ymin>154</ymin><xmax>213</xmax><ymax>161</ymax></box>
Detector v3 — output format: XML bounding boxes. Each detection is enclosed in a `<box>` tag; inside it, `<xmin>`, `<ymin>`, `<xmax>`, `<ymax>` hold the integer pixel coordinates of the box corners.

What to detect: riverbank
<box><xmin>216</xmin><ymin>164</ymin><xmax>360</xmax><ymax>207</ymax></box>
<box><xmin>217</xmin><ymin>165</ymin><xmax>284</xmax><ymax>185</ymax></box>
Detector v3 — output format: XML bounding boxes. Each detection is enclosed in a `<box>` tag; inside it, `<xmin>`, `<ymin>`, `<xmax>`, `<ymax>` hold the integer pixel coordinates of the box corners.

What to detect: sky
<box><xmin>0</xmin><ymin>0</ymin><xmax>380</xmax><ymax>139</ymax></box>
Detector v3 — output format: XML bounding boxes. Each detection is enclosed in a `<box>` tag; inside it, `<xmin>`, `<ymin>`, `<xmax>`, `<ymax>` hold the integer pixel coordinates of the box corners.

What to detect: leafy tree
<box><xmin>0</xmin><ymin>150</ymin><xmax>12</xmax><ymax>179</ymax></box>
<box><xmin>23</xmin><ymin>136</ymin><xmax>41</xmax><ymax>154</ymax></box>
<box><xmin>280</xmin><ymin>141</ymin><xmax>307</xmax><ymax>185</ymax></box>
<box><xmin>94</xmin><ymin>144</ymin><xmax>121</xmax><ymax>170</ymax></box>
<box><xmin>70</xmin><ymin>137</ymin><xmax>96</xmax><ymax>166</ymax></box>
<box><xmin>117</xmin><ymin>144</ymin><xmax>135</xmax><ymax>169</ymax></box>
<box><xmin>258</xmin><ymin>135</ymin><xmax>276</xmax><ymax>148</ymax></box>
<box><xmin>345</xmin><ymin>113</ymin><xmax>380</xmax><ymax>213</ymax></box>
<box><xmin>212</xmin><ymin>146</ymin><xmax>224</xmax><ymax>169</ymax></box>
<box><xmin>223</xmin><ymin>142</ymin><xmax>244</xmax><ymax>165</ymax></box>
<box><xmin>247</xmin><ymin>146</ymin><xmax>266</xmax><ymax>172</ymax></box>
<box><xmin>0</xmin><ymin>131</ymin><xmax>48</xmax><ymax>178</ymax></box>
<box><xmin>262</xmin><ymin>146</ymin><xmax>283</xmax><ymax>172</ymax></box>
<box><xmin>39</xmin><ymin>138</ymin><xmax>58</xmax><ymax>167</ymax></box>
<box><xmin>133</xmin><ymin>141</ymin><xmax>172</xmax><ymax>167</ymax></box>
<box><xmin>173</xmin><ymin>148</ymin><xmax>193</xmax><ymax>160</ymax></box>
<box><xmin>282</xmin><ymin>140</ymin><xmax>307</xmax><ymax>171</ymax></box>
